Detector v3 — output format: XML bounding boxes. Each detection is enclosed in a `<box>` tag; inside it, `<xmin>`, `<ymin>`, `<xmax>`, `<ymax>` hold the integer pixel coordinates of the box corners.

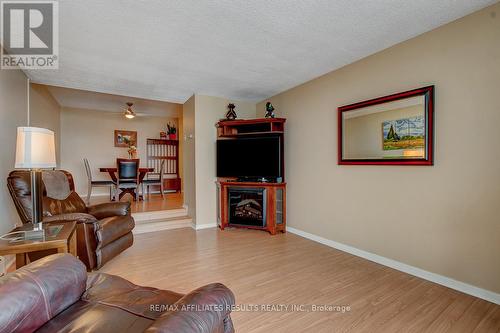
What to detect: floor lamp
<box><xmin>15</xmin><ymin>127</ymin><xmax>56</xmax><ymax>231</ymax></box>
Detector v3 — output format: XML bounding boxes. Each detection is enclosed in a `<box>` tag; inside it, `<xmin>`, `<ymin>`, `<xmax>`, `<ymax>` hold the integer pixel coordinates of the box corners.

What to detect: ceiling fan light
<box><xmin>125</xmin><ymin>109</ymin><xmax>135</xmax><ymax>119</ymax></box>
<box><xmin>124</xmin><ymin>102</ymin><xmax>136</xmax><ymax>119</ymax></box>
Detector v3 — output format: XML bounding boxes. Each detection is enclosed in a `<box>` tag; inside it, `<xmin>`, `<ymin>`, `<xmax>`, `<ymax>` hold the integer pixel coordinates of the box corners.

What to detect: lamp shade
<box><xmin>15</xmin><ymin>127</ymin><xmax>56</xmax><ymax>169</ymax></box>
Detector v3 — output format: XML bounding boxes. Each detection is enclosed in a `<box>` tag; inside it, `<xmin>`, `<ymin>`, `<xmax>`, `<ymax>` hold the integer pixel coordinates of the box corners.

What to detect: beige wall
<box><xmin>30</xmin><ymin>83</ymin><xmax>61</xmax><ymax>165</ymax></box>
<box><xmin>60</xmin><ymin>107</ymin><xmax>179</xmax><ymax>195</ymax></box>
<box><xmin>0</xmin><ymin>69</ymin><xmax>60</xmax><ymax>234</ymax></box>
<box><xmin>258</xmin><ymin>4</ymin><xmax>500</xmax><ymax>293</ymax></box>
<box><xmin>194</xmin><ymin>95</ymin><xmax>256</xmax><ymax>226</ymax></box>
<box><xmin>182</xmin><ymin>95</ymin><xmax>256</xmax><ymax>225</ymax></box>
<box><xmin>182</xmin><ymin>95</ymin><xmax>196</xmax><ymax>220</ymax></box>
<box><xmin>0</xmin><ymin>68</ymin><xmax>28</xmax><ymax>234</ymax></box>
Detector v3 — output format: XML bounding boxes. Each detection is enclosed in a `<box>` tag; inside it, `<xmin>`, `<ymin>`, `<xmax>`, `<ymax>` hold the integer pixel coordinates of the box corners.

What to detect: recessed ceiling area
<box><xmin>47</xmin><ymin>85</ymin><xmax>180</xmax><ymax>118</ymax></box>
<box><xmin>26</xmin><ymin>0</ymin><xmax>496</xmax><ymax>103</ymax></box>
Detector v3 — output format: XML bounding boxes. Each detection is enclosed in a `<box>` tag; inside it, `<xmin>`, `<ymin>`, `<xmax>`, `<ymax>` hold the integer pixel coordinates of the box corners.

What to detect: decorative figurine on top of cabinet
<box><xmin>225</xmin><ymin>103</ymin><xmax>237</xmax><ymax>120</ymax></box>
<box><xmin>265</xmin><ymin>102</ymin><xmax>275</xmax><ymax>118</ymax></box>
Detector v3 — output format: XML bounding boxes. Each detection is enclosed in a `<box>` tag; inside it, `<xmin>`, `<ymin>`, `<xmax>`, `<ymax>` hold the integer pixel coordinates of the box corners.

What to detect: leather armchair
<box><xmin>7</xmin><ymin>170</ymin><xmax>135</xmax><ymax>270</ymax></box>
<box><xmin>0</xmin><ymin>254</ymin><xmax>235</xmax><ymax>333</ymax></box>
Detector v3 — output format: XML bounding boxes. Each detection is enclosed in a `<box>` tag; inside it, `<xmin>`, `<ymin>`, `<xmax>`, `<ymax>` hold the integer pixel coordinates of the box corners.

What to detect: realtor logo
<box><xmin>1</xmin><ymin>0</ymin><xmax>58</xmax><ymax>69</ymax></box>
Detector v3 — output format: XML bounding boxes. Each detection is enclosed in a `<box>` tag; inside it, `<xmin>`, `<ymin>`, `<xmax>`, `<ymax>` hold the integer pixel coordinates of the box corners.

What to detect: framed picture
<box><xmin>338</xmin><ymin>86</ymin><xmax>434</xmax><ymax>165</ymax></box>
<box><xmin>382</xmin><ymin>116</ymin><xmax>425</xmax><ymax>151</ymax></box>
<box><xmin>114</xmin><ymin>130</ymin><xmax>137</xmax><ymax>147</ymax></box>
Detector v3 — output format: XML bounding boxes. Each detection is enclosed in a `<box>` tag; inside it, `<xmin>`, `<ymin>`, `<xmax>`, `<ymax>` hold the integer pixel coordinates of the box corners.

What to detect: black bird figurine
<box><xmin>265</xmin><ymin>102</ymin><xmax>275</xmax><ymax>118</ymax></box>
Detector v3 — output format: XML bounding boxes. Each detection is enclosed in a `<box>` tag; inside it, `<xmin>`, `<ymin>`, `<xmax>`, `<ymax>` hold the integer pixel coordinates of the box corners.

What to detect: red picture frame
<box><xmin>338</xmin><ymin>86</ymin><xmax>434</xmax><ymax>165</ymax></box>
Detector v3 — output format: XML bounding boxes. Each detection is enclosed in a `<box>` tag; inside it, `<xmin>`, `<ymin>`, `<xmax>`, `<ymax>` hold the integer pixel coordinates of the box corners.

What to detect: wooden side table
<box><xmin>0</xmin><ymin>221</ymin><xmax>77</xmax><ymax>269</ymax></box>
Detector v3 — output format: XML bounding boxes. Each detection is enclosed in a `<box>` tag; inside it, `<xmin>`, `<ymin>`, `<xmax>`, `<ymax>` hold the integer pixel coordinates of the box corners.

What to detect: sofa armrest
<box><xmin>87</xmin><ymin>202</ymin><xmax>131</xmax><ymax>220</ymax></box>
<box><xmin>43</xmin><ymin>212</ymin><xmax>98</xmax><ymax>224</ymax></box>
<box><xmin>145</xmin><ymin>283</ymin><xmax>235</xmax><ymax>333</ymax></box>
<box><xmin>0</xmin><ymin>254</ymin><xmax>87</xmax><ymax>333</ymax></box>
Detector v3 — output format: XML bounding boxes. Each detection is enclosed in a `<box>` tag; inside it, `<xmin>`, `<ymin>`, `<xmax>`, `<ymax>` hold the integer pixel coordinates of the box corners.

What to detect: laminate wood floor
<box><xmin>99</xmin><ymin>228</ymin><xmax>500</xmax><ymax>333</ymax></box>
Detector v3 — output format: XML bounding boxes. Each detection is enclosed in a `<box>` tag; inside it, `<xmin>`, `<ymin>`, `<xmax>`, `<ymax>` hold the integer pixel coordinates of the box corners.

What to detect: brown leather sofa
<box><xmin>7</xmin><ymin>170</ymin><xmax>135</xmax><ymax>270</ymax></box>
<box><xmin>0</xmin><ymin>254</ymin><xmax>235</xmax><ymax>333</ymax></box>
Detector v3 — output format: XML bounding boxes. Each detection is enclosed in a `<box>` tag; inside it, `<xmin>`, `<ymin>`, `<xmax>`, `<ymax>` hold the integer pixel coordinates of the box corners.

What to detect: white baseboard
<box><xmin>191</xmin><ymin>223</ymin><xmax>217</xmax><ymax>230</ymax></box>
<box><xmin>287</xmin><ymin>227</ymin><xmax>500</xmax><ymax>305</ymax></box>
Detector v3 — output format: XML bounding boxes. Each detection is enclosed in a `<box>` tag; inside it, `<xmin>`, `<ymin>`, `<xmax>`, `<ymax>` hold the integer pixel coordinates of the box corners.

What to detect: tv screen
<box><xmin>217</xmin><ymin>136</ymin><xmax>281</xmax><ymax>178</ymax></box>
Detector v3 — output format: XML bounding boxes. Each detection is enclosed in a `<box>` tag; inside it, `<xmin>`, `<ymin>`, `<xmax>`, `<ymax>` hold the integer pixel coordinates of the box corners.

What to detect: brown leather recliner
<box><xmin>7</xmin><ymin>170</ymin><xmax>135</xmax><ymax>270</ymax></box>
<box><xmin>0</xmin><ymin>254</ymin><xmax>236</xmax><ymax>333</ymax></box>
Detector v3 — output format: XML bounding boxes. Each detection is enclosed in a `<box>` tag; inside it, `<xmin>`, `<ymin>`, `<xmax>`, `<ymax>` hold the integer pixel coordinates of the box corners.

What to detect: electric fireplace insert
<box><xmin>228</xmin><ymin>187</ymin><xmax>266</xmax><ymax>227</ymax></box>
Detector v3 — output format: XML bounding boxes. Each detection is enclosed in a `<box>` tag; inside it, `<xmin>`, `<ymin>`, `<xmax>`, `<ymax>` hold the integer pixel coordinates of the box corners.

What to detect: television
<box><xmin>217</xmin><ymin>136</ymin><xmax>281</xmax><ymax>179</ymax></box>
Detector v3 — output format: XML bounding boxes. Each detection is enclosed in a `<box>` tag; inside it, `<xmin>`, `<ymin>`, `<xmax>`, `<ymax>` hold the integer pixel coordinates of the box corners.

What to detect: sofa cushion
<box><xmin>36</xmin><ymin>300</ymin><xmax>155</xmax><ymax>333</ymax></box>
<box><xmin>37</xmin><ymin>271</ymin><xmax>185</xmax><ymax>332</ymax></box>
<box><xmin>145</xmin><ymin>283</ymin><xmax>235</xmax><ymax>333</ymax></box>
<box><xmin>43</xmin><ymin>192</ymin><xmax>87</xmax><ymax>217</ymax></box>
<box><xmin>0</xmin><ymin>254</ymin><xmax>87</xmax><ymax>333</ymax></box>
<box><xmin>42</xmin><ymin>171</ymin><xmax>71</xmax><ymax>200</ymax></box>
<box><xmin>96</xmin><ymin>232</ymin><xmax>134</xmax><ymax>269</ymax></box>
<box><xmin>84</xmin><ymin>273</ymin><xmax>184</xmax><ymax>319</ymax></box>
<box><xmin>95</xmin><ymin>215</ymin><xmax>135</xmax><ymax>248</ymax></box>
<box><xmin>43</xmin><ymin>212</ymin><xmax>98</xmax><ymax>224</ymax></box>
<box><xmin>87</xmin><ymin>202</ymin><xmax>131</xmax><ymax>220</ymax></box>
<box><xmin>6</xmin><ymin>171</ymin><xmax>33</xmax><ymax>222</ymax></box>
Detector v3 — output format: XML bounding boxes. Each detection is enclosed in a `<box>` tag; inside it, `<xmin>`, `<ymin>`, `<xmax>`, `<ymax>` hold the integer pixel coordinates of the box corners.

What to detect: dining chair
<box><xmin>116</xmin><ymin>158</ymin><xmax>140</xmax><ymax>201</ymax></box>
<box><xmin>142</xmin><ymin>159</ymin><xmax>166</xmax><ymax>200</ymax></box>
<box><xmin>84</xmin><ymin>158</ymin><xmax>115</xmax><ymax>204</ymax></box>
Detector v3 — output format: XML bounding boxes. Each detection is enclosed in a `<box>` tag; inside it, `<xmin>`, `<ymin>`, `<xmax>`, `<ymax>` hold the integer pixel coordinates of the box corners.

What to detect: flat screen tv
<box><xmin>217</xmin><ymin>136</ymin><xmax>281</xmax><ymax>179</ymax></box>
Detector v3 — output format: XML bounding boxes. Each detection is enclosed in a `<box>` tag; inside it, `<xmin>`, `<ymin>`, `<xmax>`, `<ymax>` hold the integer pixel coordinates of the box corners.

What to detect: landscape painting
<box><xmin>114</xmin><ymin>130</ymin><xmax>137</xmax><ymax>147</ymax></box>
<box><xmin>382</xmin><ymin>116</ymin><xmax>425</xmax><ymax>150</ymax></box>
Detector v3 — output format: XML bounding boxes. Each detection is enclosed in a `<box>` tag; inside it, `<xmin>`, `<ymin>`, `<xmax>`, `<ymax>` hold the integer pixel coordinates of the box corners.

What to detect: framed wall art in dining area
<box><xmin>114</xmin><ymin>130</ymin><xmax>137</xmax><ymax>148</ymax></box>
<box><xmin>338</xmin><ymin>86</ymin><xmax>434</xmax><ymax>165</ymax></box>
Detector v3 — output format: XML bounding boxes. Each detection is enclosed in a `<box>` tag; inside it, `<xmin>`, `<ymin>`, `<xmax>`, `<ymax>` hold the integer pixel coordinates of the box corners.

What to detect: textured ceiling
<box><xmin>47</xmin><ymin>86</ymin><xmax>180</xmax><ymax>117</ymax></box>
<box><xmin>26</xmin><ymin>0</ymin><xmax>496</xmax><ymax>103</ymax></box>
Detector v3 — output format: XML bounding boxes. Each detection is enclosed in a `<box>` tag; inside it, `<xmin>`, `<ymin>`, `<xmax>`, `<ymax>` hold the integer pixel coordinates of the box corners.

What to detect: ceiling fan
<box><xmin>124</xmin><ymin>102</ymin><xmax>135</xmax><ymax>119</ymax></box>
<box><xmin>124</xmin><ymin>102</ymin><xmax>136</xmax><ymax>119</ymax></box>
<box><xmin>120</xmin><ymin>102</ymin><xmax>149</xmax><ymax>119</ymax></box>
<box><xmin>105</xmin><ymin>102</ymin><xmax>150</xmax><ymax>118</ymax></box>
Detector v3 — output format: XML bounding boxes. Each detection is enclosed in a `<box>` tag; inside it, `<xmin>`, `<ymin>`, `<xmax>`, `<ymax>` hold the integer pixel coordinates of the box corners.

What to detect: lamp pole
<box><xmin>30</xmin><ymin>169</ymin><xmax>43</xmax><ymax>230</ymax></box>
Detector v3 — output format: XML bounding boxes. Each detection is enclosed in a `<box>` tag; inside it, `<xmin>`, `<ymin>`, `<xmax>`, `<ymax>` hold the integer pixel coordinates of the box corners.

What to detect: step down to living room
<box><xmin>131</xmin><ymin>207</ymin><xmax>192</xmax><ymax>234</ymax></box>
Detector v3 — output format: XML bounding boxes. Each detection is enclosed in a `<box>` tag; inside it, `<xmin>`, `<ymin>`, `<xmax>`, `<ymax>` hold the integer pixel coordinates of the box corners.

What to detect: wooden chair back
<box><xmin>116</xmin><ymin>158</ymin><xmax>140</xmax><ymax>184</ymax></box>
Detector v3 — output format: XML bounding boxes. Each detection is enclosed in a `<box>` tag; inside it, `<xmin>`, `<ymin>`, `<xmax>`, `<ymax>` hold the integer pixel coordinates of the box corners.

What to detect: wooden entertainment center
<box><xmin>216</xmin><ymin>118</ymin><xmax>286</xmax><ymax>235</ymax></box>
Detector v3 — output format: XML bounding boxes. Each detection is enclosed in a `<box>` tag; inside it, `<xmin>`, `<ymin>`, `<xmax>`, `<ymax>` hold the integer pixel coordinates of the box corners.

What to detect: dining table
<box><xmin>99</xmin><ymin>167</ymin><xmax>154</xmax><ymax>201</ymax></box>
